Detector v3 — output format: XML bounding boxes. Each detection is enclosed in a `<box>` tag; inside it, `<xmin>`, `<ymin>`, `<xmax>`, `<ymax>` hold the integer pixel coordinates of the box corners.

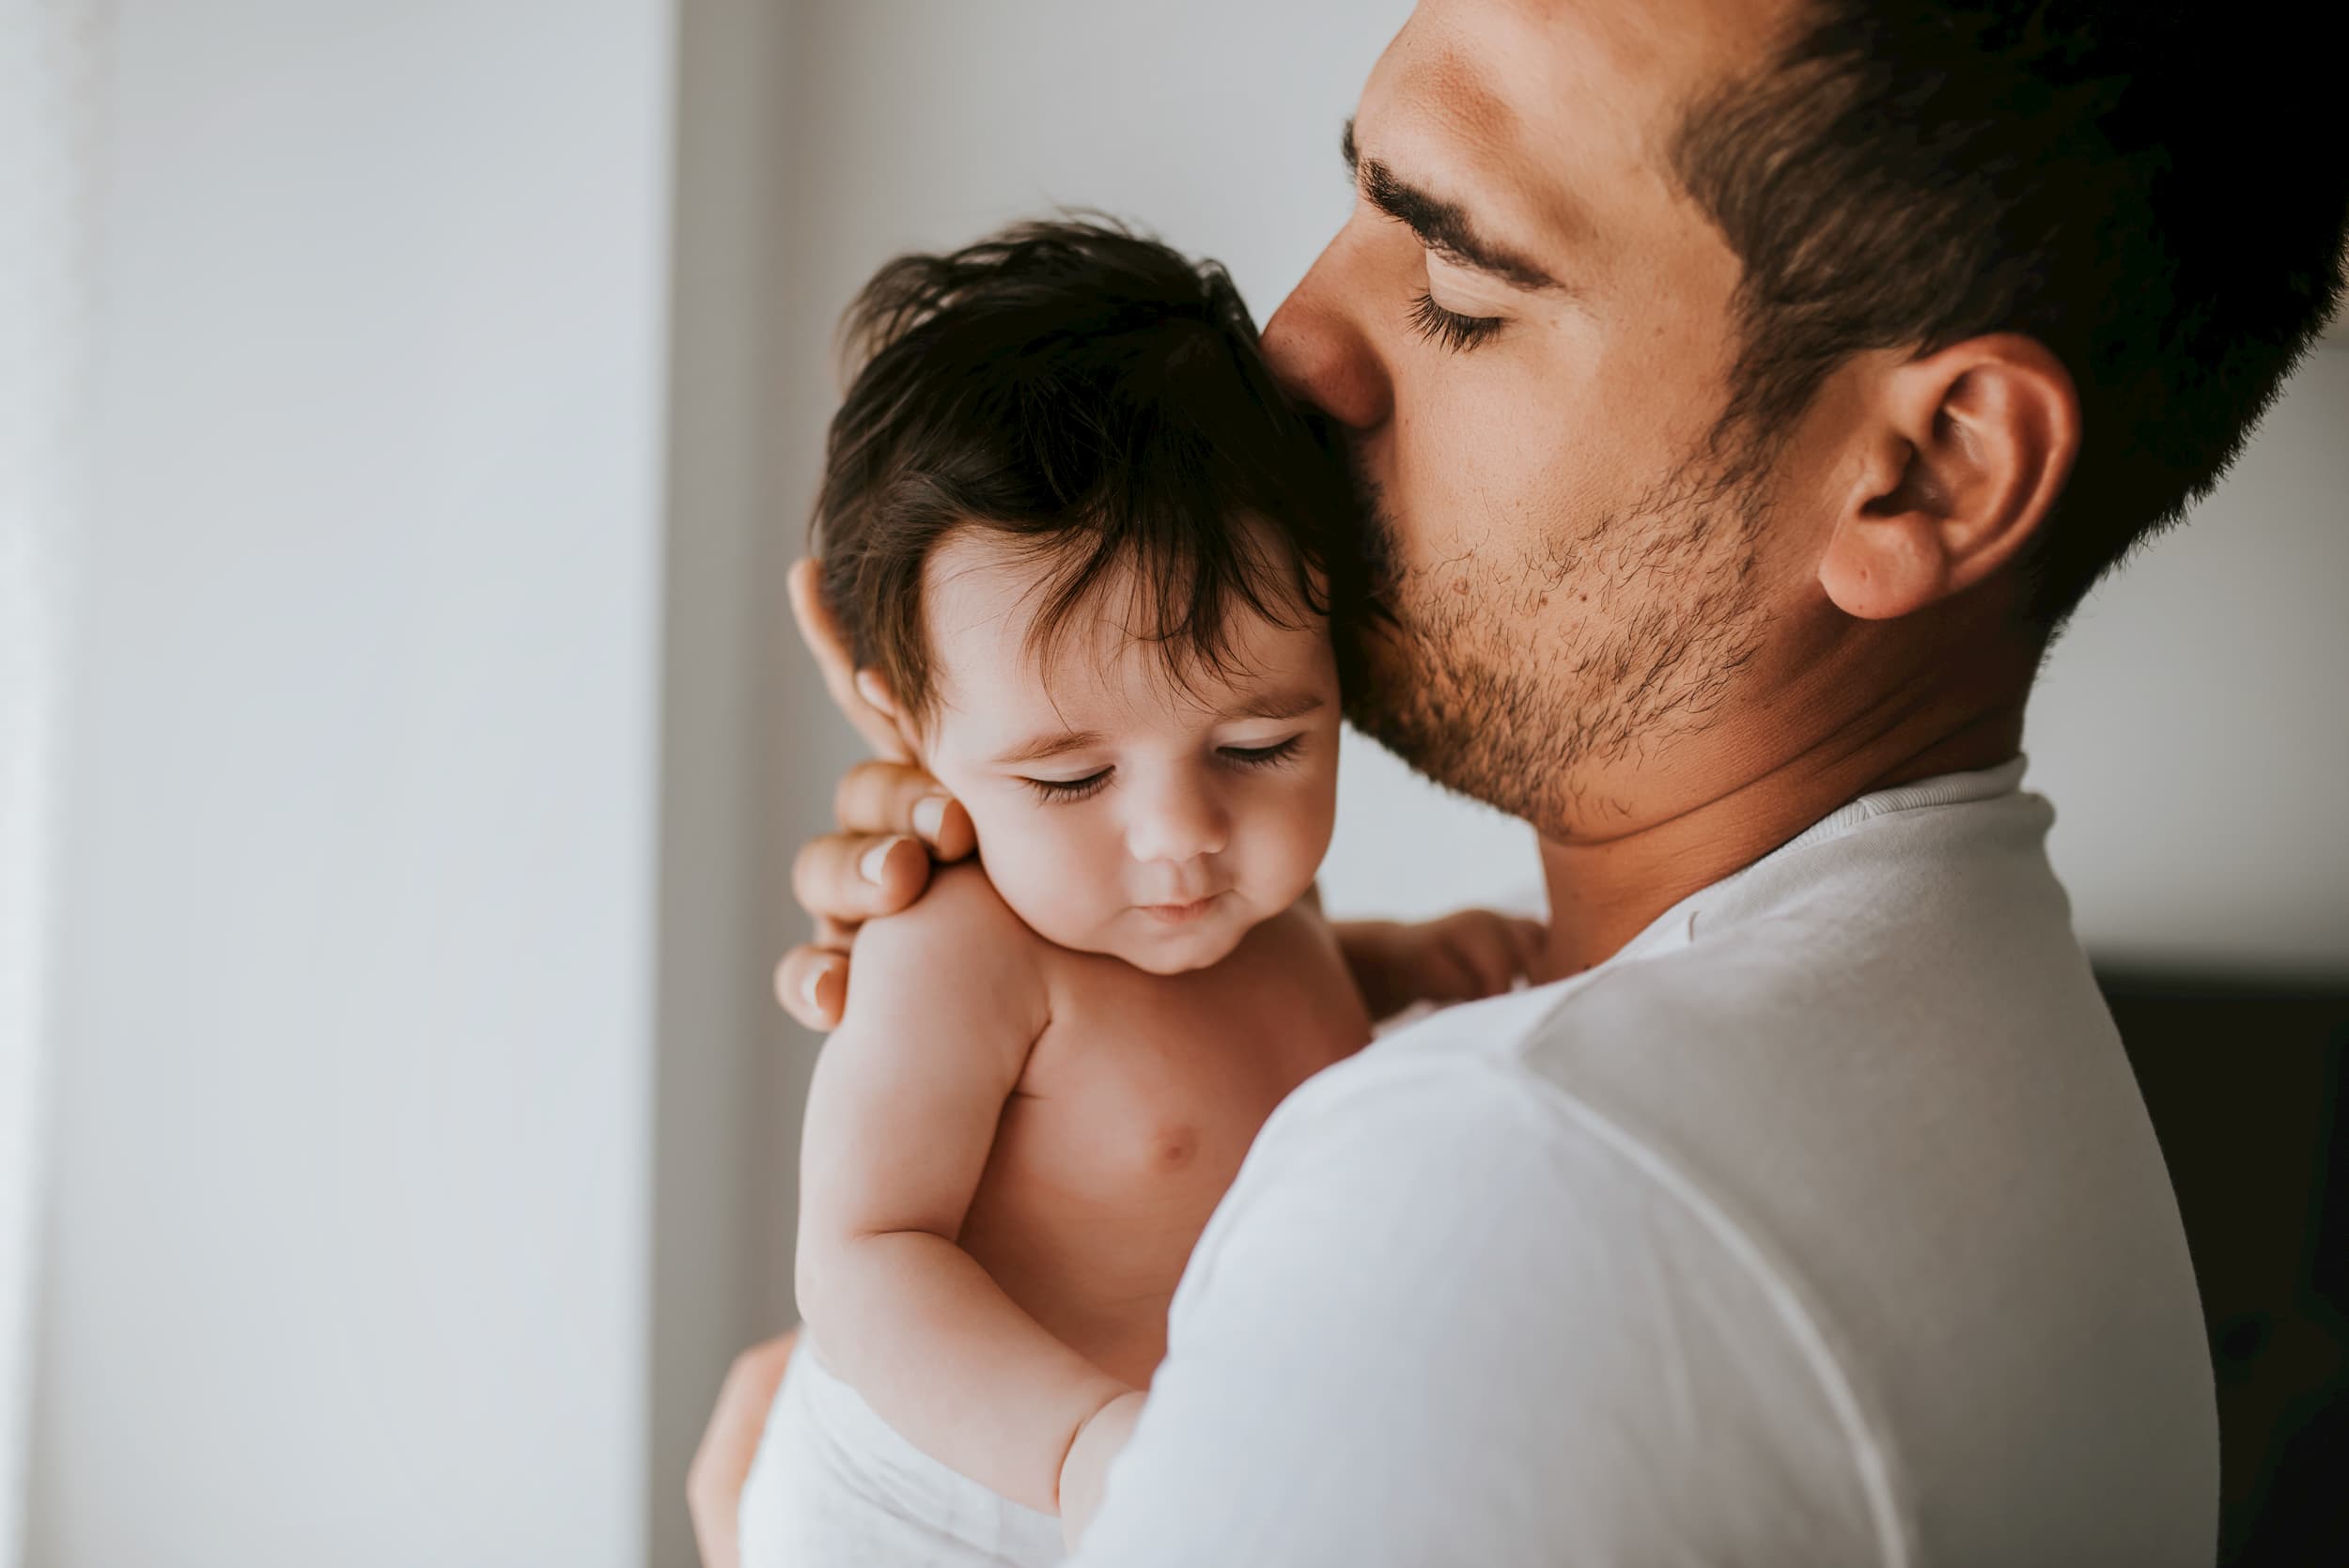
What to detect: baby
<box><xmin>739</xmin><ymin>220</ymin><xmax>1539</xmax><ymax>1567</ymax></box>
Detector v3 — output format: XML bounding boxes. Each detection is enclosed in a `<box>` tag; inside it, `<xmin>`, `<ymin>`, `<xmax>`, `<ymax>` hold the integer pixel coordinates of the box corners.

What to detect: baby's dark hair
<box><xmin>814</xmin><ymin>218</ymin><xmax>1359</xmax><ymax>721</ymax></box>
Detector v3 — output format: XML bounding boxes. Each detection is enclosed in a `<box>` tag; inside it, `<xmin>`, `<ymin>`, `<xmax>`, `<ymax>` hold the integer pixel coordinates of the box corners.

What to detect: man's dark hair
<box><xmin>814</xmin><ymin>218</ymin><xmax>1356</xmax><ymax>720</ymax></box>
<box><xmin>1674</xmin><ymin>1</ymin><xmax>2349</xmax><ymax>626</ymax></box>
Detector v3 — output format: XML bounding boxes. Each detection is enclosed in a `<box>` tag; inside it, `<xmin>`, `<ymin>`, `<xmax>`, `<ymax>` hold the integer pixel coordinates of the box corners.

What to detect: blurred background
<box><xmin>3</xmin><ymin>2</ymin><xmax>2341</xmax><ymax>1565</ymax></box>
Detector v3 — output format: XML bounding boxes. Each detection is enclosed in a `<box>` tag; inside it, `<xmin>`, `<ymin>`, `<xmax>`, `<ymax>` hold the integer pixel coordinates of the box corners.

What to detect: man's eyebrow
<box><xmin>1342</xmin><ymin>117</ymin><xmax>1562</xmax><ymax>293</ymax></box>
<box><xmin>990</xmin><ymin>729</ymin><xmax>1105</xmax><ymax>768</ymax></box>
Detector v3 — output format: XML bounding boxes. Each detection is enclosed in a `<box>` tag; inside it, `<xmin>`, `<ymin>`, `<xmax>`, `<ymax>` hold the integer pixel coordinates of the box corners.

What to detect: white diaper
<box><xmin>739</xmin><ymin>1338</ymin><xmax>1066</xmax><ymax>1568</ymax></box>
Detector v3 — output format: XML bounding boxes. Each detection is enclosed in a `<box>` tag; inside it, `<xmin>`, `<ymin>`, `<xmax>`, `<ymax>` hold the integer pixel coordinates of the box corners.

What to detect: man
<box><xmin>697</xmin><ymin>0</ymin><xmax>2347</xmax><ymax>1560</ymax></box>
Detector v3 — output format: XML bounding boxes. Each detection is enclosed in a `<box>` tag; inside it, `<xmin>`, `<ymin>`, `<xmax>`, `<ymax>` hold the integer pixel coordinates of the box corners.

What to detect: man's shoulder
<box><xmin>1325</xmin><ymin>942</ymin><xmax>1747</xmax><ymax>1093</ymax></box>
<box><xmin>1276</xmin><ymin>983</ymin><xmax>1578</xmax><ymax>1130</ymax></box>
<box><xmin>1163</xmin><ymin>991</ymin><xmax>1907</xmax><ymax>1568</ymax></box>
<box><xmin>1242</xmin><ymin>987</ymin><xmax>1696</xmax><ymax>1235</ymax></box>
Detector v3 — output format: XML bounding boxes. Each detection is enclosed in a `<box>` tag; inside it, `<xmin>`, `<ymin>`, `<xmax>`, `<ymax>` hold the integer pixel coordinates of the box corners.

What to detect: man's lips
<box><xmin>1136</xmin><ymin>893</ymin><xmax>1226</xmax><ymax>925</ymax></box>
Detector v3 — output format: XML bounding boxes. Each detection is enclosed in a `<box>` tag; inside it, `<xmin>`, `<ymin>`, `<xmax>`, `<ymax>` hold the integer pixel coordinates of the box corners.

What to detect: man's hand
<box><xmin>1336</xmin><ymin>908</ymin><xmax>1548</xmax><ymax>1022</ymax></box>
<box><xmin>687</xmin><ymin>1328</ymin><xmax>798</xmax><ymax>1568</ymax></box>
<box><xmin>1059</xmin><ymin>1389</ymin><xmax>1147</xmax><ymax>1552</ymax></box>
<box><xmin>775</xmin><ymin>558</ymin><xmax>975</xmax><ymax>1031</ymax></box>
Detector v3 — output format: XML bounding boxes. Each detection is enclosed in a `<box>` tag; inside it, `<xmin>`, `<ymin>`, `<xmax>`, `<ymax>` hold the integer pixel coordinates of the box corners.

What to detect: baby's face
<box><xmin>916</xmin><ymin>530</ymin><xmax>1342</xmax><ymax>974</ymax></box>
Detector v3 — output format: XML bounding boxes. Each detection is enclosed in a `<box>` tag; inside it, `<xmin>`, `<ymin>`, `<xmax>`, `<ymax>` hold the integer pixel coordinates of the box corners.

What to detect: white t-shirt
<box><xmin>1073</xmin><ymin>759</ymin><xmax>2217</xmax><ymax>1567</ymax></box>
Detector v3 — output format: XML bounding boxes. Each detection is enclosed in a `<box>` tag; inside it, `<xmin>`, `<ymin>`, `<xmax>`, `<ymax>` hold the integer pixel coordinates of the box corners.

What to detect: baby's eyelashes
<box><xmin>1218</xmin><ymin>735</ymin><xmax>1306</xmax><ymax>768</ymax></box>
<box><xmin>1022</xmin><ymin>767</ymin><xmax>1114</xmax><ymax>805</ymax></box>
<box><xmin>1018</xmin><ymin>736</ymin><xmax>1306</xmax><ymax>804</ymax></box>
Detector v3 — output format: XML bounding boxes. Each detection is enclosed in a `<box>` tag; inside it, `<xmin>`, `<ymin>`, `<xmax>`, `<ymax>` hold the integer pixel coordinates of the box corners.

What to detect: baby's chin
<box><xmin>1102</xmin><ymin>926</ymin><xmax>1249</xmax><ymax>975</ymax></box>
<box><xmin>1022</xmin><ymin>903</ymin><xmax>1259</xmax><ymax>975</ymax></box>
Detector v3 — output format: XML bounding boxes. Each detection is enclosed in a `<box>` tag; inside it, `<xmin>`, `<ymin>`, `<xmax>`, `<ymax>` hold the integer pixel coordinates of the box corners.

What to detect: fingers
<box><xmin>774</xmin><ymin>921</ymin><xmax>859</xmax><ymax>1032</ymax></box>
<box><xmin>1430</xmin><ymin>909</ymin><xmax>1538</xmax><ymax>1000</ymax></box>
<box><xmin>832</xmin><ymin>759</ymin><xmax>976</xmax><ymax>860</ymax></box>
<box><xmin>1459</xmin><ymin>909</ymin><xmax>1548</xmax><ymax>990</ymax></box>
<box><xmin>1448</xmin><ymin>938</ymin><xmax>1516</xmax><ymax>1000</ymax></box>
<box><xmin>779</xmin><ymin>752</ymin><xmax>976</xmax><ymax>1032</ymax></box>
<box><xmin>775</xmin><ymin>944</ymin><xmax>848</xmax><ymax>1031</ymax></box>
<box><xmin>793</xmin><ymin>831</ymin><xmax>933</xmax><ymax>927</ymax></box>
<box><xmin>1505</xmin><ymin>916</ymin><xmax>1550</xmax><ymax>978</ymax></box>
<box><xmin>1330</xmin><ymin>918</ymin><xmax>1408</xmax><ymax>1021</ymax></box>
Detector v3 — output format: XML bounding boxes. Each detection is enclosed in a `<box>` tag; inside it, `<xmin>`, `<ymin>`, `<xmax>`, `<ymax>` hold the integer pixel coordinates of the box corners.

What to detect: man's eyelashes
<box><xmin>1408</xmin><ymin>290</ymin><xmax>1504</xmax><ymax>352</ymax></box>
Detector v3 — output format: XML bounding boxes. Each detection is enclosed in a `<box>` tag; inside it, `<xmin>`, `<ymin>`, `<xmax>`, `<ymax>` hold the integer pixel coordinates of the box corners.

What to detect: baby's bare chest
<box><xmin>955</xmin><ymin>915</ymin><xmax>1369</xmax><ymax>1381</ymax></box>
<box><xmin>973</xmin><ymin>918</ymin><xmax>1370</xmax><ymax>1234</ymax></box>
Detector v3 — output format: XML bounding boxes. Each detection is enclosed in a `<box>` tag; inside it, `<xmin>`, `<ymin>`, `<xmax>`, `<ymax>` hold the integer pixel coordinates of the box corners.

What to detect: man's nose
<box><xmin>1125</xmin><ymin>784</ymin><xmax>1231</xmax><ymax>868</ymax></box>
<box><xmin>1261</xmin><ymin>231</ymin><xmax>1392</xmax><ymax>432</ymax></box>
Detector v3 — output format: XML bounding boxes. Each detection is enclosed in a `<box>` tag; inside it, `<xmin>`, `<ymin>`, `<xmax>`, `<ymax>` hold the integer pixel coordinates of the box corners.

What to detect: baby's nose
<box><xmin>1125</xmin><ymin>787</ymin><xmax>1230</xmax><ymax>866</ymax></box>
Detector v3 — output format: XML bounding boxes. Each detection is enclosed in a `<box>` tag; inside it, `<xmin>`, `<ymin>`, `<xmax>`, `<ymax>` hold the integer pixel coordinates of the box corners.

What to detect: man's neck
<box><xmin>1535</xmin><ymin>658</ymin><xmax>2032</xmax><ymax>981</ymax></box>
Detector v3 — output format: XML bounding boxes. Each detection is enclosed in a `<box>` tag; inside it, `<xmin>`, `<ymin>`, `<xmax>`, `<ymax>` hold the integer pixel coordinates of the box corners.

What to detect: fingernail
<box><xmin>859</xmin><ymin>838</ymin><xmax>901</xmax><ymax>884</ymax></box>
<box><xmin>799</xmin><ymin>964</ymin><xmax>829</xmax><ymax>1017</ymax></box>
<box><xmin>912</xmin><ymin>795</ymin><xmax>948</xmax><ymax>842</ymax></box>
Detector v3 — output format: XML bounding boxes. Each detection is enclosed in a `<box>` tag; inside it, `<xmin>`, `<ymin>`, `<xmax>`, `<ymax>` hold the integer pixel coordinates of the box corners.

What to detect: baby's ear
<box><xmin>853</xmin><ymin>668</ymin><xmax>899</xmax><ymax>719</ymax></box>
<box><xmin>787</xmin><ymin>557</ymin><xmax>914</xmax><ymax>763</ymax></box>
<box><xmin>852</xmin><ymin>670</ymin><xmax>926</xmax><ymax>762</ymax></box>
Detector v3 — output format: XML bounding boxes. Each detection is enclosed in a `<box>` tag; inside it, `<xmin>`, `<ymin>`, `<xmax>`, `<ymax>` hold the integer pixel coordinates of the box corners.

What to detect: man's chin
<box><xmin>1341</xmin><ymin>622</ymin><xmax>1556</xmax><ymax>831</ymax></box>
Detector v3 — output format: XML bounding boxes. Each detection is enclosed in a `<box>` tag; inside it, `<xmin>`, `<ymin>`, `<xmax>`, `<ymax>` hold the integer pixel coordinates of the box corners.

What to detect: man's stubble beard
<box><xmin>1337</xmin><ymin>443</ymin><xmax>1777</xmax><ymax>843</ymax></box>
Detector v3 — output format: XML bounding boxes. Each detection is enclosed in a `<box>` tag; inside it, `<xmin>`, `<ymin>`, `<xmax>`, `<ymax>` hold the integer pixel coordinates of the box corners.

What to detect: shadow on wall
<box><xmin>2100</xmin><ymin>968</ymin><xmax>2349</xmax><ymax>1567</ymax></box>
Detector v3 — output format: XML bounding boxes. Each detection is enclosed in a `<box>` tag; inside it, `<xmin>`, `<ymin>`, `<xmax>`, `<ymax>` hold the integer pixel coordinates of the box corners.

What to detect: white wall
<box><xmin>2031</xmin><ymin>343</ymin><xmax>2349</xmax><ymax>974</ymax></box>
<box><xmin>2</xmin><ymin>6</ymin><xmax>99</xmax><ymax>1564</ymax></box>
<box><xmin>30</xmin><ymin>4</ymin><xmax>677</xmax><ymax>1565</ymax></box>
<box><xmin>646</xmin><ymin>2</ymin><xmax>810</xmax><ymax>1562</ymax></box>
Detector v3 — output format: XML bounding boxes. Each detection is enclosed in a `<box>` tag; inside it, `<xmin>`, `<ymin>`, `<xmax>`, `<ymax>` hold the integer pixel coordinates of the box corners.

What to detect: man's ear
<box><xmin>786</xmin><ymin>557</ymin><xmax>916</xmax><ymax>763</ymax></box>
<box><xmin>1818</xmin><ymin>334</ymin><xmax>2079</xmax><ymax>621</ymax></box>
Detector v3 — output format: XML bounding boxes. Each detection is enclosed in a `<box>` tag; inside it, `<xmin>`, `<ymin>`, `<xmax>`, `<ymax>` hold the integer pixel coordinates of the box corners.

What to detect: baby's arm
<box><xmin>1334</xmin><ymin>907</ymin><xmax>1549</xmax><ymax>1021</ymax></box>
<box><xmin>793</xmin><ymin>873</ymin><xmax>1129</xmax><ymax>1516</ymax></box>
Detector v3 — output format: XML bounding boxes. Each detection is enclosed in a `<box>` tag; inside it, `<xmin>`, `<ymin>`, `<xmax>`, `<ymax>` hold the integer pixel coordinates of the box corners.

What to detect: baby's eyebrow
<box><xmin>1224</xmin><ymin>690</ymin><xmax>1327</xmax><ymax>723</ymax></box>
<box><xmin>990</xmin><ymin>729</ymin><xmax>1107</xmax><ymax>768</ymax></box>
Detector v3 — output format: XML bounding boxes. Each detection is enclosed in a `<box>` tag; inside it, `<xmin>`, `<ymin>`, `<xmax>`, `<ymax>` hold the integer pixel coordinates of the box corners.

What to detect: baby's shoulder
<box><xmin>850</xmin><ymin>859</ymin><xmax>1046</xmax><ymax>986</ymax></box>
<box><xmin>834</xmin><ymin>861</ymin><xmax>1050</xmax><ymax>1060</ymax></box>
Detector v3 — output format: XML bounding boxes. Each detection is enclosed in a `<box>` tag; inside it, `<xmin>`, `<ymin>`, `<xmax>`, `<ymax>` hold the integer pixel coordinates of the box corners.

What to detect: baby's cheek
<box><xmin>1252</xmin><ymin>782</ymin><xmax>1337</xmax><ymax>908</ymax></box>
<box><xmin>975</xmin><ymin>807</ymin><xmax>1118</xmax><ymax>944</ymax></box>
